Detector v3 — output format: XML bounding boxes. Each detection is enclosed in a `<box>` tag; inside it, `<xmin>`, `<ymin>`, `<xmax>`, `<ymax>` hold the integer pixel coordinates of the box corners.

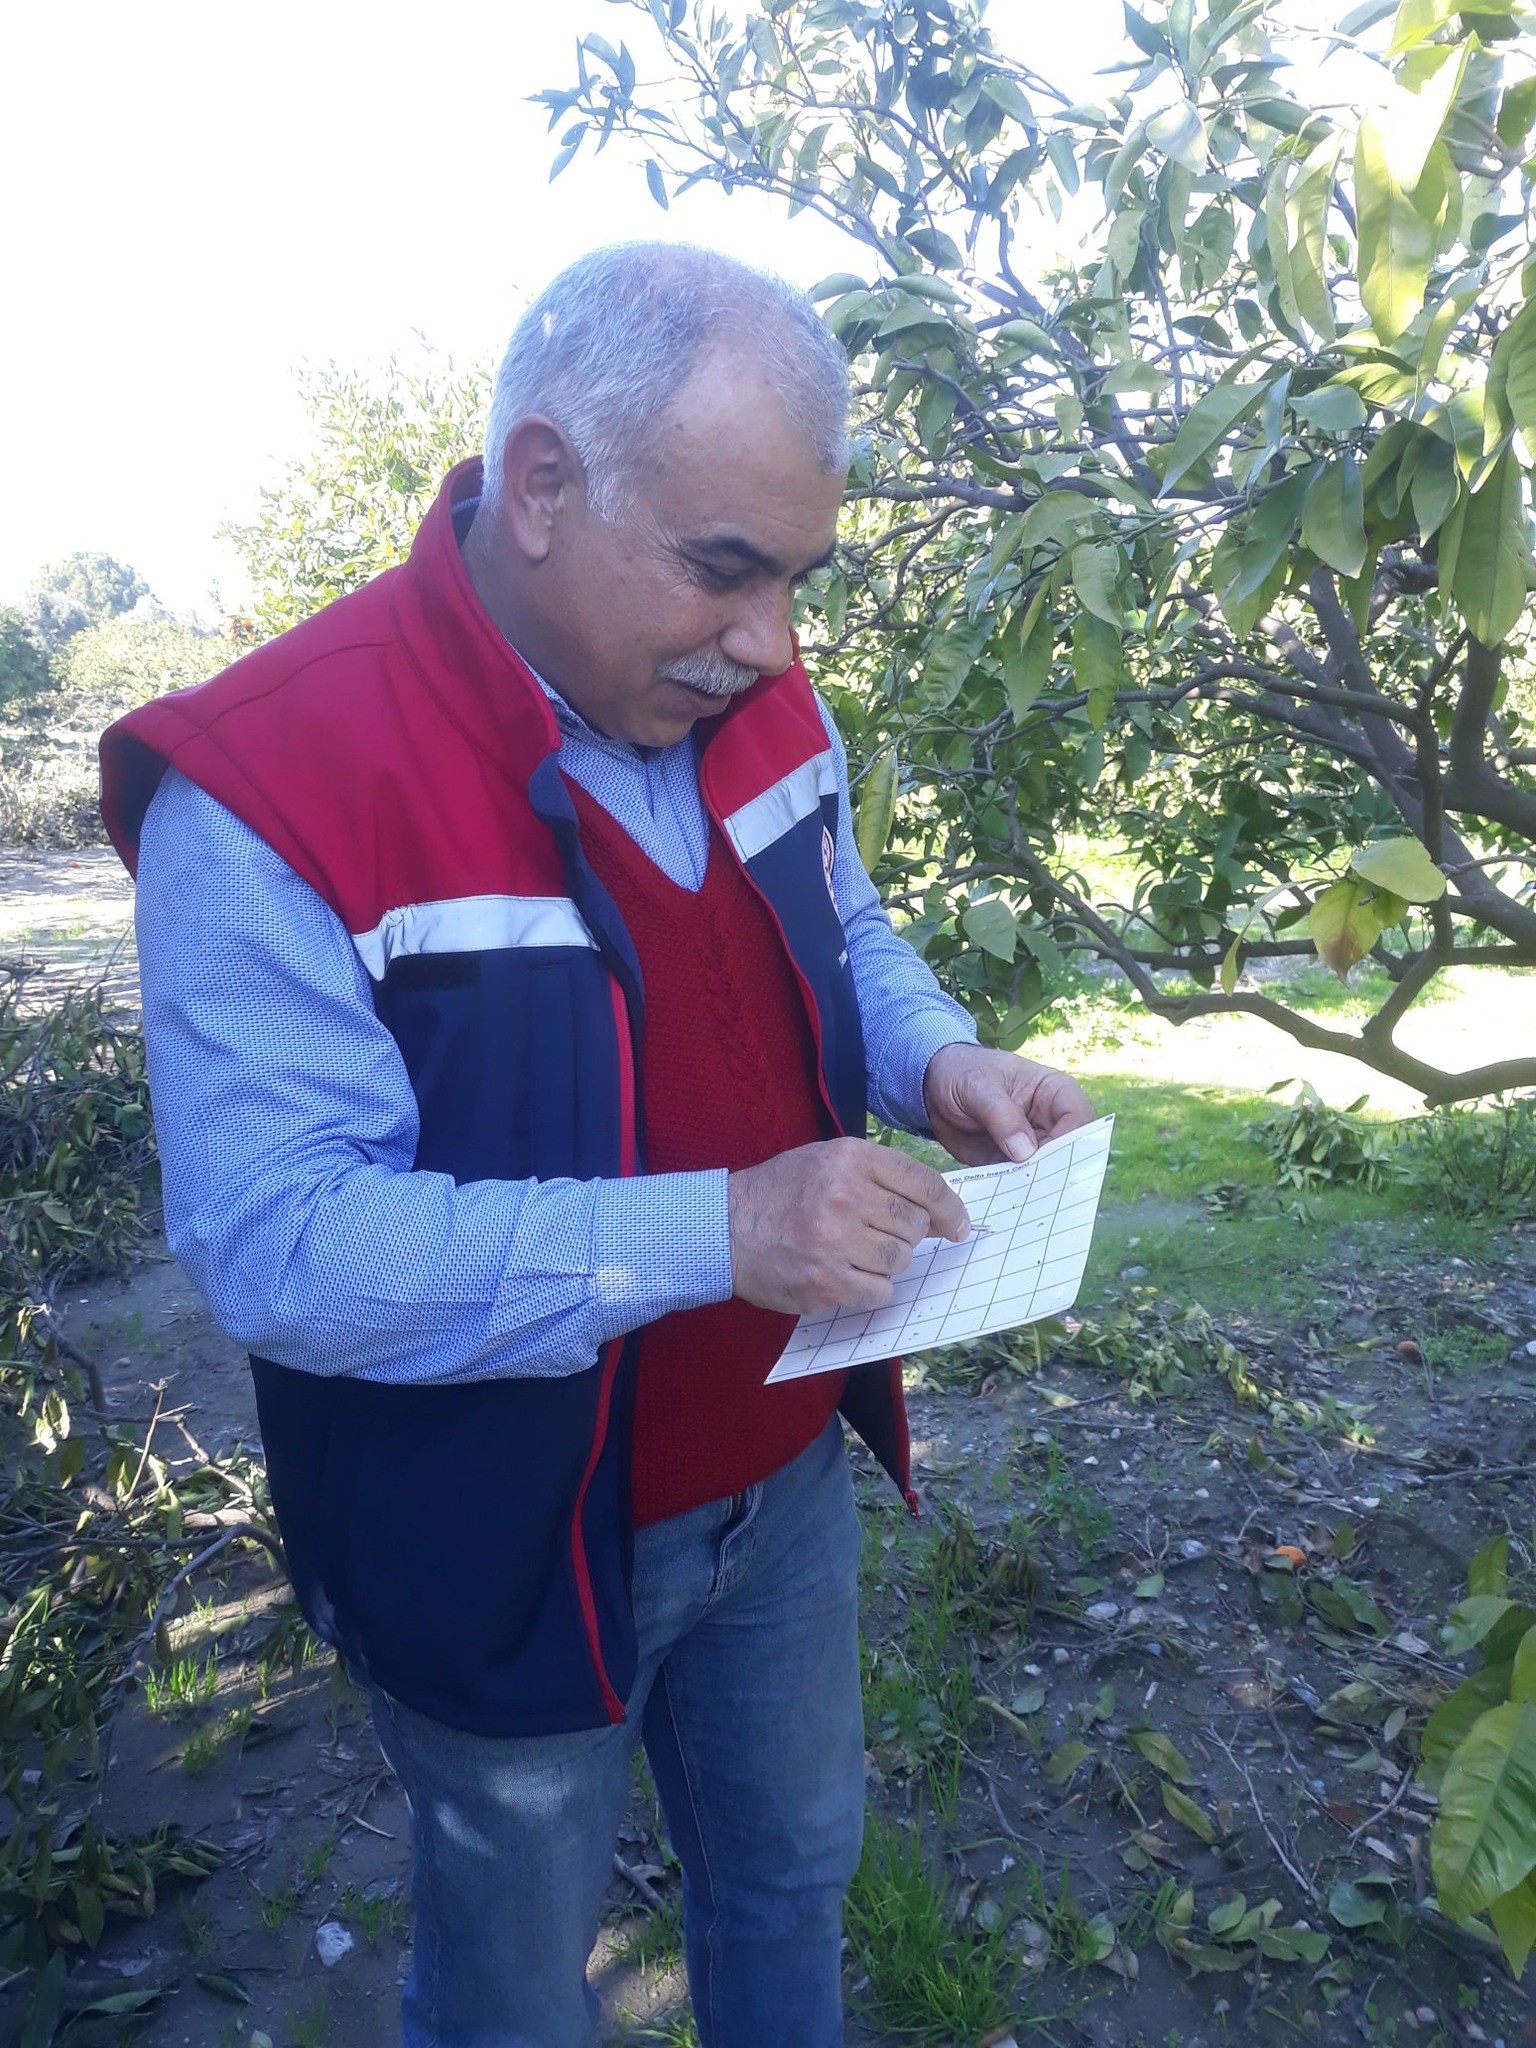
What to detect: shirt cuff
<box><xmin>879</xmin><ymin>1018</ymin><xmax>980</xmax><ymax>1136</ymax></box>
<box><xmin>587</xmin><ymin>1168</ymin><xmax>734</xmax><ymax>1344</ymax></box>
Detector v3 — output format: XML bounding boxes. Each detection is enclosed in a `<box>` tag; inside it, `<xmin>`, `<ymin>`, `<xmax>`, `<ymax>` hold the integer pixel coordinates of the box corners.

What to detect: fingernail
<box><xmin>1005</xmin><ymin>1133</ymin><xmax>1035</xmax><ymax>1162</ymax></box>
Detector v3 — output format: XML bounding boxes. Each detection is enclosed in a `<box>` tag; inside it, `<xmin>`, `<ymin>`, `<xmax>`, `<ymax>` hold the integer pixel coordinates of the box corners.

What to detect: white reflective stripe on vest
<box><xmin>720</xmin><ymin>751</ymin><xmax>838</xmax><ymax>865</ymax></box>
<box><xmin>351</xmin><ymin>895</ymin><xmax>598</xmax><ymax>980</ymax></box>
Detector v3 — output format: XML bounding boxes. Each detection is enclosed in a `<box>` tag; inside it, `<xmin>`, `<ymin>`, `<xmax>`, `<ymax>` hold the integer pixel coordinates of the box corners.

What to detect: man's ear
<box><xmin>494</xmin><ymin>416</ymin><xmax>585</xmax><ymax>565</ymax></box>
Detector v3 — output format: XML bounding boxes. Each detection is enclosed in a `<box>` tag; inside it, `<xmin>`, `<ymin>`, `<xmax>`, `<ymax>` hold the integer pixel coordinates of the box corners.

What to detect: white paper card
<box><xmin>765</xmin><ymin>1116</ymin><xmax>1114</xmax><ymax>1383</ymax></box>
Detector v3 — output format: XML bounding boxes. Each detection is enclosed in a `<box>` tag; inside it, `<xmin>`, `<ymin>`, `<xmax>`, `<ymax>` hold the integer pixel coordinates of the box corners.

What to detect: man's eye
<box><xmin>694</xmin><ymin>561</ymin><xmax>745</xmax><ymax>593</ymax></box>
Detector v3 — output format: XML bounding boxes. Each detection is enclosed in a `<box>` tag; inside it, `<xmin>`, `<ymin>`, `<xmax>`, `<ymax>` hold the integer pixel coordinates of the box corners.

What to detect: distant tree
<box><xmin>50</xmin><ymin>616</ymin><xmax>224</xmax><ymax>721</ymax></box>
<box><xmin>224</xmin><ymin>348</ymin><xmax>491</xmax><ymax>640</ymax></box>
<box><xmin>0</xmin><ymin>607</ymin><xmax>51</xmax><ymax>708</ymax></box>
<box><xmin>24</xmin><ymin>553</ymin><xmax>150</xmax><ymax>650</ymax></box>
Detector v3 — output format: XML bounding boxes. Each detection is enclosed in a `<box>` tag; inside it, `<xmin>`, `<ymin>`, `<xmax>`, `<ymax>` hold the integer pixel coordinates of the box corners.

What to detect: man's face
<box><xmin>528</xmin><ymin>349</ymin><xmax>846</xmax><ymax>748</ymax></box>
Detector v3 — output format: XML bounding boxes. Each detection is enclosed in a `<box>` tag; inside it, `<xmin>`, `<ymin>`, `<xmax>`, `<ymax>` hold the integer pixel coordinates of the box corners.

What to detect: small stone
<box><xmin>1416</xmin><ymin>2011</ymin><xmax>1437</xmax><ymax>2027</ymax></box>
<box><xmin>1524</xmin><ymin>1340</ymin><xmax>1536</xmax><ymax>1359</ymax></box>
<box><xmin>1086</xmin><ymin>1600</ymin><xmax>1121</xmax><ymax>1622</ymax></box>
<box><xmin>1178</xmin><ymin>1539</ymin><xmax>1209</xmax><ymax>1561</ymax></box>
<box><xmin>1052</xmin><ymin>1647</ymin><xmax>1070</xmax><ymax>1665</ymax></box>
<box><xmin>1145</xmin><ymin>1641</ymin><xmax>1163</xmax><ymax>1656</ymax></box>
<box><xmin>315</xmin><ymin>1920</ymin><xmax>355</xmax><ymax>1968</ymax></box>
<box><xmin>1194</xmin><ymin>1487</ymin><xmax>1210</xmax><ymax>1500</ymax></box>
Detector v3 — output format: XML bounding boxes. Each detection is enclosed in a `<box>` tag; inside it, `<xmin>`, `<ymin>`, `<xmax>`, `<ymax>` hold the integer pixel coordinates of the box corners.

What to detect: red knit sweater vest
<box><xmin>567</xmin><ymin>781</ymin><xmax>849</xmax><ymax>1525</ymax></box>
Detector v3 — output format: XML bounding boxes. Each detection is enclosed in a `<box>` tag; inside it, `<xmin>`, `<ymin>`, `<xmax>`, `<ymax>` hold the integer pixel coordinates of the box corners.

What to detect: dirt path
<box><xmin>0</xmin><ymin>846</ymin><xmax>137</xmax><ymax>1007</ymax></box>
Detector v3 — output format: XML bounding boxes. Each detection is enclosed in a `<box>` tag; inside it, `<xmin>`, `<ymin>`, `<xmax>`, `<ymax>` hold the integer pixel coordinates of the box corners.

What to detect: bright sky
<box><xmin>3</xmin><ymin>0</ymin><xmax>1358</xmax><ymax>620</ymax></box>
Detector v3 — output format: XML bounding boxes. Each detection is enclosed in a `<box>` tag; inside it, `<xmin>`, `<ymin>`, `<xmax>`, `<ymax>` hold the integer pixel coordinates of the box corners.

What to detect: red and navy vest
<box><xmin>99</xmin><ymin>459</ymin><xmax>913</xmax><ymax>1738</ymax></box>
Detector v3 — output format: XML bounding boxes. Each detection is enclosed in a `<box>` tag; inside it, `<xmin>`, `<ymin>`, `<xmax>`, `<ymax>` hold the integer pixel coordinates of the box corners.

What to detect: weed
<box><xmin>1406</xmin><ymin>1092</ymin><xmax>1536</xmax><ymax>1219</ymax></box>
<box><xmin>181</xmin><ymin>1703</ymin><xmax>252</xmax><ymax>1778</ymax></box>
<box><xmin>1020</xmin><ymin>1433</ymin><xmax>1114</xmax><ymax>1558</ymax></box>
<box><xmin>288</xmin><ymin>1987</ymin><xmax>330</xmax><ymax>2048</ymax></box>
<box><xmin>611</xmin><ymin>1889</ymin><xmax>684</xmax><ymax>1973</ymax></box>
<box><xmin>257</xmin><ymin>1873</ymin><xmax>300</xmax><ymax>1932</ymax></box>
<box><xmin>845</xmin><ymin>1816</ymin><xmax>1017</xmax><ymax>2045</ymax></box>
<box><xmin>143</xmin><ymin>1648</ymin><xmax>218</xmax><ymax>1716</ymax></box>
<box><xmin>177</xmin><ymin>1894</ymin><xmax>216</xmax><ymax>1963</ymax></box>
<box><xmin>338</xmin><ymin>1877</ymin><xmax>409</xmax><ymax>1947</ymax></box>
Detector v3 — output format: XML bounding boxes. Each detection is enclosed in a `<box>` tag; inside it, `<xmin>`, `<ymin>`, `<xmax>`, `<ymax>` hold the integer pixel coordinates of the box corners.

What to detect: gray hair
<box><xmin>480</xmin><ymin>242</ymin><xmax>851</xmax><ymax>521</ymax></box>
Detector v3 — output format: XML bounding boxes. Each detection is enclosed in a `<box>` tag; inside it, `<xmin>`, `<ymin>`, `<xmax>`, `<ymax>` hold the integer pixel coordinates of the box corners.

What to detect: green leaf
<box><xmin>20</xmin><ymin>1954</ymin><xmax>66</xmax><ymax>2048</ymax></box>
<box><xmin>1222</xmin><ymin>470</ymin><xmax>1310</xmax><ymax>605</ymax></box>
<box><xmin>1261</xmin><ymin>1925</ymin><xmax>1331</xmax><ymax>1963</ymax></box>
<box><xmin>1355</xmin><ymin>112</ymin><xmax>1439</xmax><ymax>343</ymax></box>
<box><xmin>1072</xmin><ymin>540</ymin><xmax>1126</xmax><ymax>626</ymax></box>
<box><xmin>1005</xmin><ymin>586</ymin><xmax>1053</xmax><ymax>722</ymax></box>
<box><xmin>1422</xmin><ymin>1665</ymin><xmax>1517</xmax><ymax>1790</ymax></box>
<box><xmin>1073</xmin><ymin>611</ymin><xmax>1124</xmax><ymax>727</ymax></box>
<box><xmin>1291</xmin><ymin>384</ymin><xmax>1369</xmax><ymax>433</ymax></box>
<box><xmin>920</xmin><ymin>613</ymin><xmax>992</xmax><ymax>708</ymax></box>
<box><xmin>1302</xmin><ymin>454</ymin><xmax>1368</xmax><ymax>577</ymax></box>
<box><xmin>1439</xmin><ymin>449</ymin><xmax>1531</xmax><ymax>648</ymax></box>
<box><xmin>964</xmin><ymin>898</ymin><xmax>1019</xmax><ymax>962</ymax></box>
<box><xmin>644</xmin><ymin>159</ymin><xmax>669</xmax><ymax>210</ymax></box>
<box><xmin>1163</xmin><ymin>1781</ymin><xmax>1216</xmax><ymax>1842</ymax></box>
<box><xmin>1147</xmin><ymin>98</ymin><xmax>1208</xmax><ymax>172</ymax></box>
<box><xmin>1129</xmin><ymin>1727</ymin><xmax>1198</xmax><ymax>1784</ymax></box>
<box><xmin>1443</xmin><ymin>1595</ymin><xmax>1517</xmax><ymax>1655</ymax></box>
<box><xmin>1470</xmin><ymin>1533</ymin><xmax>1511</xmax><ymax>1600</ymax></box>
<box><xmin>1015</xmin><ymin>490</ymin><xmax>1096</xmax><ymax>554</ymax></box>
<box><xmin>1433</xmin><ymin>1700</ymin><xmax>1536</xmax><ymax>1920</ymax></box>
<box><xmin>1488</xmin><ymin>299</ymin><xmax>1536</xmax><ymax>443</ymax></box>
<box><xmin>195</xmin><ymin>1973</ymin><xmax>254</xmax><ymax>2006</ymax></box>
<box><xmin>1498</xmin><ymin>73</ymin><xmax>1536</xmax><ymax>151</ymax></box>
<box><xmin>1491</xmin><ymin>1869</ymin><xmax>1536</xmax><ymax>1978</ymax></box>
<box><xmin>1350</xmin><ymin>835</ymin><xmax>1446</xmax><ymax>903</ymax></box>
<box><xmin>1159</xmin><ymin>378</ymin><xmax>1271</xmax><ymax>496</ymax></box>
<box><xmin>1309</xmin><ymin>877</ymin><xmax>1383</xmax><ymax>979</ymax></box>
<box><xmin>1220</xmin><ymin>935</ymin><xmax>1241</xmax><ymax>994</ymax></box>
<box><xmin>1383</xmin><ymin>42</ymin><xmax>1471</xmax><ymax>192</ymax></box>
<box><xmin>1046</xmin><ymin>1738</ymin><xmax>1094</xmax><ymax>1783</ymax></box>
<box><xmin>1411</xmin><ymin>435</ymin><xmax>1460</xmax><ymax>539</ymax></box>
<box><xmin>856</xmin><ymin>749</ymin><xmax>898</xmax><ymax>871</ymax></box>
<box><xmin>1328</xmin><ymin>1879</ymin><xmax>1388</xmax><ymax>1927</ymax></box>
<box><xmin>1389</xmin><ymin>0</ymin><xmax>1458</xmax><ymax>51</ymax></box>
<box><xmin>1511</xmin><ymin>1628</ymin><xmax>1536</xmax><ymax>1706</ymax></box>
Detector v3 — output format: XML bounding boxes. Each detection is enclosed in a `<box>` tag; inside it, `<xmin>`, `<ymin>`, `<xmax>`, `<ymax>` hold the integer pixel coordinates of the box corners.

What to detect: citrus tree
<box><xmin>542</xmin><ymin>0</ymin><xmax>1536</xmax><ymax>1104</ymax></box>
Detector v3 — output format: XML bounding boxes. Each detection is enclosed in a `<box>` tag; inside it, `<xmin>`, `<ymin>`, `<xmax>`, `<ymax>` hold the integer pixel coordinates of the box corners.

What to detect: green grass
<box><xmin>143</xmin><ymin>1647</ymin><xmax>219</xmax><ymax>1716</ymax></box>
<box><xmin>844</xmin><ymin>1816</ymin><xmax>1022</xmax><ymax>2045</ymax></box>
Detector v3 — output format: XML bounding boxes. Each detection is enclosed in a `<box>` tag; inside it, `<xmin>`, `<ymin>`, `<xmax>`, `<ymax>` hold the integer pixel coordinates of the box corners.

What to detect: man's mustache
<box><xmin>660</xmin><ymin>650</ymin><xmax>760</xmax><ymax>698</ymax></box>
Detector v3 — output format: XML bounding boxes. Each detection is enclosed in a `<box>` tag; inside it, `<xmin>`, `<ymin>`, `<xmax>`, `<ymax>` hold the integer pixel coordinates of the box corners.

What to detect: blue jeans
<box><xmin>369</xmin><ymin>1418</ymin><xmax>865</xmax><ymax>2048</ymax></box>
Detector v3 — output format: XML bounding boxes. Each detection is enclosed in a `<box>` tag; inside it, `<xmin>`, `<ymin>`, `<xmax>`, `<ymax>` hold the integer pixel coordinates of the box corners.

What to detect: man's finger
<box><xmin>960</xmin><ymin>1071</ymin><xmax>1039</xmax><ymax>1162</ymax></box>
<box><xmin>864</xmin><ymin>1145</ymin><xmax>970</xmax><ymax>1241</ymax></box>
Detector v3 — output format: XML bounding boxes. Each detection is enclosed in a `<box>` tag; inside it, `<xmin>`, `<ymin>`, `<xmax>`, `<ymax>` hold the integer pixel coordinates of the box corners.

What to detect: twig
<box><xmin>1348</xmin><ymin>1762</ymin><xmax>1416</xmax><ymax>1849</ymax></box>
<box><xmin>613</xmin><ymin>1853</ymin><xmax>666</xmax><ymax>1912</ymax></box>
<box><xmin>124</xmin><ymin>1380</ymin><xmax>167</xmax><ymax>1504</ymax></box>
<box><xmin>103</xmin><ymin>1526</ymin><xmax>241</xmax><ymax>1716</ymax></box>
<box><xmin>1210</xmin><ymin>1728</ymin><xmax>1321</xmax><ymax>1908</ymax></box>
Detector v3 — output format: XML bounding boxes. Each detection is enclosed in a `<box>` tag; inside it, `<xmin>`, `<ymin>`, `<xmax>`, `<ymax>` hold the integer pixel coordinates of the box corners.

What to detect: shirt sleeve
<box><xmin>133</xmin><ymin>769</ymin><xmax>734</xmax><ymax>1386</ymax></box>
<box><xmin>815</xmin><ymin>700</ymin><xmax>978</xmax><ymax>1132</ymax></box>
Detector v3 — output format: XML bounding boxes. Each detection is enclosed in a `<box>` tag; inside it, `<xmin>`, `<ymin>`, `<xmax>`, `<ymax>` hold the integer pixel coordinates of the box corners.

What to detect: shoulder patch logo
<box><xmin>821</xmin><ymin>823</ymin><xmax>838</xmax><ymax>911</ymax></box>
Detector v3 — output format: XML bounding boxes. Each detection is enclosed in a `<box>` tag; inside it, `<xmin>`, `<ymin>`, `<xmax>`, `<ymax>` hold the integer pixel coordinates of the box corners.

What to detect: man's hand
<box><xmin>728</xmin><ymin>1137</ymin><xmax>972</xmax><ymax>1315</ymax></box>
<box><xmin>923</xmin><ymin>1043</ymin><xmax>1095</xmax><ymax>1166</ymax></box>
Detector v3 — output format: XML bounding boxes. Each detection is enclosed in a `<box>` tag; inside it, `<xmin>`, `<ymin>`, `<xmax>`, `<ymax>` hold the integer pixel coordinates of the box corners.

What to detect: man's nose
<box><xmin>718</xmin><ymin>583</ymin><xmax>795</xmax><ymax>679</ymax></box>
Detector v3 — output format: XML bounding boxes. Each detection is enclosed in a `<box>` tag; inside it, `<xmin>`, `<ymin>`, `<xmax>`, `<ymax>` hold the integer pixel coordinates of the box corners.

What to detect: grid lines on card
<box><xmin>766</xmin><ymin>1117</ymin><xmax>1114</xmax><ymax>1383</ymax></box>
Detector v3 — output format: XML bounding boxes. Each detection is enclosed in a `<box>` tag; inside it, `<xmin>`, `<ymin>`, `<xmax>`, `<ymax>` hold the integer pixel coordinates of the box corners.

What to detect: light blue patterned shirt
<box><xmin>134</xmin><ymin>686</ymin><xmax>976</xmax><ymax>1387</ymax></box>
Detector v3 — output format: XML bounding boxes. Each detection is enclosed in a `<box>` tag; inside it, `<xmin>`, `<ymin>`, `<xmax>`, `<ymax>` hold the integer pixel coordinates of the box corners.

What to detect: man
<box><xmin>101</xmin><ymin>243</ymin><xmax>1092</xmax><ymax>2048</ymax></box>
